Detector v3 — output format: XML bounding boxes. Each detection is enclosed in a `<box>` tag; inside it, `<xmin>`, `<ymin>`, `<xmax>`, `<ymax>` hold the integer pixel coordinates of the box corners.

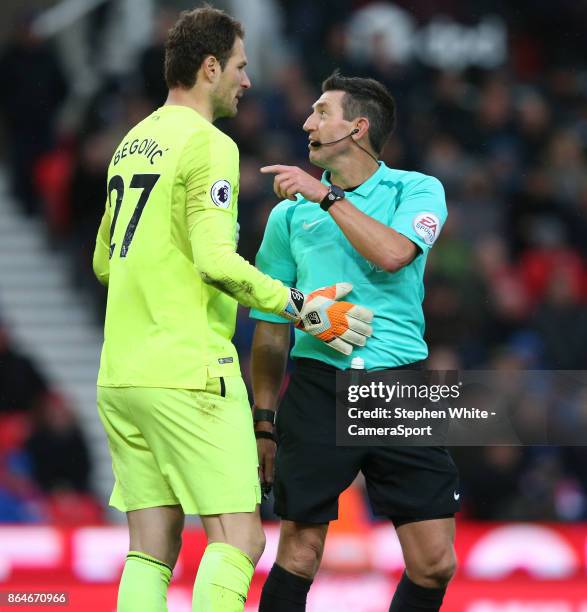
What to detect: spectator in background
<box><xmin>429</xmin><ymin>71</ymin><xmax>475</xmax><ymax>146</ymax></box>
<box><xmin>515</xmin><ymin>89</ymin><xmax>552</xmax><ymax>166</ymax></box>
<box><xmin>233</xmin><ymin>156</ymin><xmax>273</xmax><ymax>262</ymax></box>
<box><xmin>137</xmin><ymin>8</ymin><xmax>177</xmax><ymax>109</ymax></box>
<box><xmin>223</xmin><ymin>97</ymin><xmax>268</xmax><ymax>157</ymax></box>
<box><xmin>473</xmin><ymin>235</ymin><xmax>530</xmax><ymax>346</ymax></box>
<box><xmin>451</xmin><ymin>166</ymin><xmax>504</xmax><ymax>241</ymax></box>
<box><xmin>280</xmin><ymin>0</ymin><xmax>354</xmax><ymax>70</ymax></box>
<box><xmin>0</xmin><ymin>388</ymin><xmax>99</xmax><ymax>524</ymax></box>
<box><xmin>302</xmin><ymin>21</ymin><xmax>358</xmax><ymax>86</ymax></box>
<box><xmin>260</xmin><ymin>61</ymin><xmax>320</xmax><ymax>160</ymax></box>
<box><xmin>25</xmin><ymin>391</ymin><xmax>92</xmax><ymax>494</ymax></box>
<box><xmin>0</xmin><ymin>323</ymin><xmax>99</xmax><ymax>524</ymax></box>
<box><xmin>422</xmin><ymin>134</ymin><xmax>472</xmax><ymax>197</ymax></box>
<box><xmin>470</xmin><ymin>74</ymin><xmax>515</xmax><ymax>155</ymax></box>
<box><xmin>454</xmin><ymin>446</ymin><xmax>529</xmax><ymax>520</ymax></box>
<box><xmin>508</xmin><ymin>169</ymin><xmax>570</xmax><ymax>257</ymax></box>
<box><xmin>0</xmin><ymin>322</ymin><xmax>48</xmax><ymax>413</ymax></box>
<box><xmin>0</xmin><ymin>11</ymin><xmax>67</xmax><ymax>215</ymax></box>
<box><xmin>545</xmin><ymin>129</ymin><xmax>587</xmax><ymax>208</ymax></box>
<box><xmin>0</xmin><ymin>304</ymin><xmax>99</xmax><ymax>520</ymax></box>
<box><xmin>532</xmin><ymin>267</ymin><xmax>587</xmax><ymax>369</ymax></box>
<box><xmin>0</xmin><ymin>411</ymin><xmax>44</xmax><ymax>523</ymax></box>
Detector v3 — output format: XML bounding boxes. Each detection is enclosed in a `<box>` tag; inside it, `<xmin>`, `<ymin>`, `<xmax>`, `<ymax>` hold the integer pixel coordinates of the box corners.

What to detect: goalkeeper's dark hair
<box><xmin>165</xmin><ymin>5</ymin><xmax>244</xmax><ymax>89</ymax></box>
<box><xmin>322</xmin><ymin>71</ymin><xmax>396</xmax><ymax>155</ymax></box>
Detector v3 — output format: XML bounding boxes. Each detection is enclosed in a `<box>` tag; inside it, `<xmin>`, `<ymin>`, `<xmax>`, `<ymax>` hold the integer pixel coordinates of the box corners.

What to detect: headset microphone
<box><xmin>309</xmin><ymin>128</ymin><xmax>379</xmax><ymax>163</ymax></box>
<box><xmin>309</xmin><ymin>128</ymin><xmax>359</xmax><ymax>148</ymax></box>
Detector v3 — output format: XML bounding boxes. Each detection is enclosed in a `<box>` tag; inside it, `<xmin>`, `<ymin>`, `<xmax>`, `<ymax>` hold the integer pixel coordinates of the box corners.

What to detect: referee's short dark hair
<box><xmin>165</xmin><ymin>6</ymin><xmax>244</xmax><ymax>89</ymax></box>
<box><xmin>322</xmin><ymin>71</ymin><xmax>396</xmax><ymax>155</ymax></box>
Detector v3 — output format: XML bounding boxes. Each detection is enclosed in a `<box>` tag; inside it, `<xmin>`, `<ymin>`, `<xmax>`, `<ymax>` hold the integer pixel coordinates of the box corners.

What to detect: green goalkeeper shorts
<box><xmin>97</xmin><ymin>376</ymin><xmax>261</xmax><ymax>515</ymax></box>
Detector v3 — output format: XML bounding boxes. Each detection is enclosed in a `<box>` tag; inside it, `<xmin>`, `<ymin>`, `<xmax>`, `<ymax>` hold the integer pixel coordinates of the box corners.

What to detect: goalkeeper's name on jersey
<box><xmin>113</xmin><ymin>136</ymin><xmax>167</xmax><ymax>166</ymax></box>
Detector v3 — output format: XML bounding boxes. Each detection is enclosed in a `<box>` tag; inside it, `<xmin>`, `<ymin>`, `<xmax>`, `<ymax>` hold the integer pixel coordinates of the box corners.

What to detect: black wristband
<box><xmin>253</xmin><ymin>407</ymin><xmax>276</xmax><ymax>425</ymax></box>
<box><xmin>255</xmin><ymin>430</ymin><xmax>277</xmax><ymax>443</ymax></box>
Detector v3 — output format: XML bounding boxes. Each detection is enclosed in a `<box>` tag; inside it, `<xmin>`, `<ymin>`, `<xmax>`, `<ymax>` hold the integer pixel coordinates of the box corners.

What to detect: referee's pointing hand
<box><xmin>261</xmin><ymin>165</ymin><xmax>330</xmax><ymax>203</ymax></box>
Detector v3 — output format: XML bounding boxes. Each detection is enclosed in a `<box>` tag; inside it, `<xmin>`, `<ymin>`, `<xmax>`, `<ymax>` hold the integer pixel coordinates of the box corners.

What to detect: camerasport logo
<box><xmin>210</xmin><ymin>179</ymin><xmax>231</xmax><ymax>208</ymax></box>
<box><xmin>413</xmin><ymin>213</ymin><xmax>440</xmax><ymax>245</ymax></box>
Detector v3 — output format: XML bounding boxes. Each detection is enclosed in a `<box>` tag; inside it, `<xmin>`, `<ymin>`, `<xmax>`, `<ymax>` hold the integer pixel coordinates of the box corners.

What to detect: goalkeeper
<box><xmin>252</xmin><ymin>73</ymin><xmax>459</xmax><ymax>611</ymax></box>
<box><xmin>92</xmin><ymin>9</ymin><xmax>372</xmax><ymax>612</ymax></box>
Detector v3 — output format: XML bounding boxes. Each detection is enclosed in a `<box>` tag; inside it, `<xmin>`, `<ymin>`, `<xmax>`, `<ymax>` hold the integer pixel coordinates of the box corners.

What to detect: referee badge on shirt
<box><xmin>413</xmin><ymin>212</ymin><xmax>440</xmax><ymax>245</ymax></box>
<box><xmin>210</xmin><ymin>179</ymin><xmax>232</xmax><ymax>208</ymax></box>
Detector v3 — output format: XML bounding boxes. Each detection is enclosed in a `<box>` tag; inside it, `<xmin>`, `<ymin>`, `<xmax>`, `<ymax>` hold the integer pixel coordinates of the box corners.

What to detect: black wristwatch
<box><xmin>320</xmin><ymin>184</ymin><xmax>345</xmax><ymax>211</ymax></box>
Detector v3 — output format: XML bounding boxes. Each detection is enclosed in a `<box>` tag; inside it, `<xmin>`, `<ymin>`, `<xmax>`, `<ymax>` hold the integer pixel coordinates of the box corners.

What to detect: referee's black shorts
<box><xmin>273</xmin><ymin>358</ymin><xmax>460</xmax><ymax>526</ymax></box>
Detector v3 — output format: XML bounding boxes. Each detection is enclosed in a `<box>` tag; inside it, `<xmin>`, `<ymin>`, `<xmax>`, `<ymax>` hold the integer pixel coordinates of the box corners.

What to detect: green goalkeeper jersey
<box><xmin>93</xmin><ymin>105</ymin><xmax>288</xmax><ymax>389</ymax></box>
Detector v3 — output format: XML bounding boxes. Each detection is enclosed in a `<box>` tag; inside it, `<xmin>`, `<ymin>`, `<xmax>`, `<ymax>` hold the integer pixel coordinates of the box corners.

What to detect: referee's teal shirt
<box><xmin>250</xmin><ymin>162</ymin><xmax>447</xmax><ymax>369</ymax></box>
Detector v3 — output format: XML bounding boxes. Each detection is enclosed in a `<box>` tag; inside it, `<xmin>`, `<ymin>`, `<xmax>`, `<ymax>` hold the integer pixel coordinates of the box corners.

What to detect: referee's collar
<box><xmin>322</xmin><ymin>161</ymin><xmax>386</xmax><ymax>198</ymax></box>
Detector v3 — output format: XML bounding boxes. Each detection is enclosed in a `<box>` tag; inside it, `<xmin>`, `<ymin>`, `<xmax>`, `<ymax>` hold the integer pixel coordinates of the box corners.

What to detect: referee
<box><xmin>251</xmin><ymin>72</ymin><xmax>459</xmax><ymax>611</ymax></box>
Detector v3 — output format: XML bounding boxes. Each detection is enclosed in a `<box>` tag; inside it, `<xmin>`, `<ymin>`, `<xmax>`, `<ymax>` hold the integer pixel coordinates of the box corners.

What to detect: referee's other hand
<box><xmin>255</xmin><ymin>421</ymin><xmax>276</xmax><ymax>498</ymax></box>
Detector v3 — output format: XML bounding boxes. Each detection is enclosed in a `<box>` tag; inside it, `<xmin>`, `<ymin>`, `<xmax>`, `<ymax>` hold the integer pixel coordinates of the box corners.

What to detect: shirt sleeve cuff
<box><xmin>250</xmin><ymin>308</ymin><xmax>290</xmax><ymax>323</ymax></box>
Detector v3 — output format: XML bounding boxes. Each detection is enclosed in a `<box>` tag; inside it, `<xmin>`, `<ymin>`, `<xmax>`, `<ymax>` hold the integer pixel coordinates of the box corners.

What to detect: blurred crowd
<box><xmin>0</xmin><ymin>316</ymin><xmax>99</xmax><ymax>523</ymax></box>
<box><xmin>1</xmin><ymin>0</ymin><xmax>587</xmax><ymax>523</ymax></box>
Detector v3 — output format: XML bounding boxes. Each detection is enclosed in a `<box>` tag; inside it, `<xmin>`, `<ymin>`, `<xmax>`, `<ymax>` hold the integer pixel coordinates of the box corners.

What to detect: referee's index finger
<box><xmin>260</xmin><ymin>165</ymin><xmax>291</xmax><ymax>174</ymax></box>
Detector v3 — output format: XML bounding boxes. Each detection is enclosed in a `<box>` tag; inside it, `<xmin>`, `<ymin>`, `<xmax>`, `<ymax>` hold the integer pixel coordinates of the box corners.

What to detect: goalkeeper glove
<box><xmin>281</xmin><ymin>283</ymin><xmax>373</xmax><ymax>355</ymax></box>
